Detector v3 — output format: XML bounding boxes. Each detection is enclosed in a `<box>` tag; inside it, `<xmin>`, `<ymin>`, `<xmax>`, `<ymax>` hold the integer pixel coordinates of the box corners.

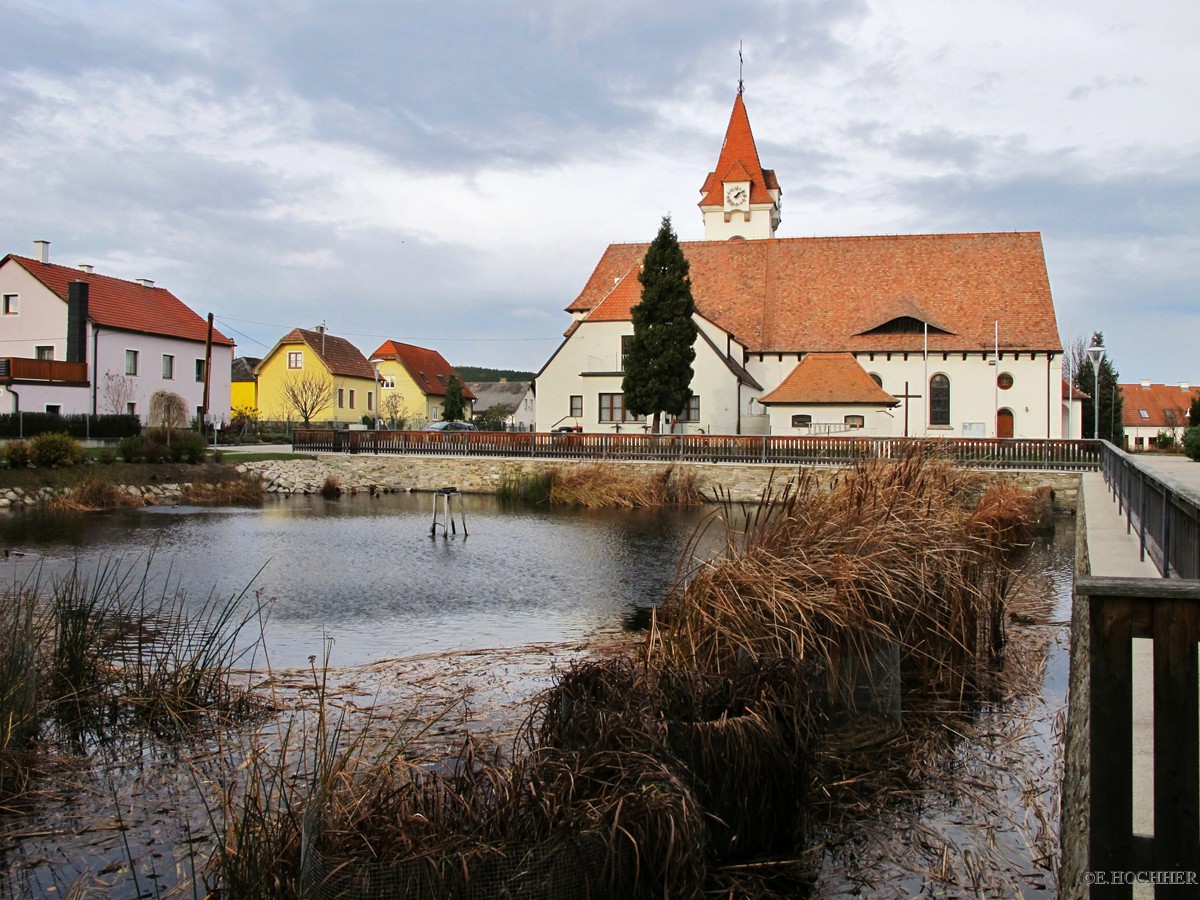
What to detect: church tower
<box><xmin>698</xmin><ymin>86</ymin><xmax>781</xmax><ymax>240</ymax></box>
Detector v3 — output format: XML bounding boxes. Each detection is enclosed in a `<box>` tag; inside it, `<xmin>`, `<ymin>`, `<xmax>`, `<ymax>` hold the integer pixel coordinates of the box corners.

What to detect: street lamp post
<box><xmin>1086</xmin><ymin>345</ymin><xmax>1105</xmax><ymax>441</ymax></box>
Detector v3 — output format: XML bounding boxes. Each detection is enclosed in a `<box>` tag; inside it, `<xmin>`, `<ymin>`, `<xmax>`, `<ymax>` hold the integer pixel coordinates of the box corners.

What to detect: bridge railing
<box><xmin>1099</xmin><ymin>441</ymin><xmax>1200</xmax><ymax>579</ymax></box>
<box><xmin>292</xmin><ymin>430</ymin><xmax>1102</xmax><ymax>470</ymax></box>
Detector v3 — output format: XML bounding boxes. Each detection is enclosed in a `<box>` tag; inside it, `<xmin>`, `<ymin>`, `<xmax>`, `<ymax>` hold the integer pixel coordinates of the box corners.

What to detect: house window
<box><xmin>35</xmin><ymin>346</ymin><xmax>54</xmax><ymax>361</ymax></box>
<box><xmin>195</xmin><ymin>359</ymin><xmax>206</xmax><ymax>382</ymax></box>
<box><xmin>620</xmin><ymin>335</ymin><xmax>635</xmax><ymax>371</ymax></box>
<box><xmin>791</xmin><ymin>414</ymin><xmax>813</xmax><ymax>428</ymax></box>
<box><xmin>381</xmin><ymin>375</ymin><xmax>395</xmax><ymax>389</ymax></box>
<box><xmin>1139</xmin><ymin>409</ymin><xmax>1150</xmax><ymax>419</ymax></box>
<box><xmin>570</xmin><ymin>395</ymin><xmax>583</xmax><ymax>418</ymax></box>
<box><xmin>431</xmin><ymin>404</ymin><xmax>440</xmax><ymax>419</ymax></box>
<box><xmin>997</xmin><ymin>372</ymin><xmax>1014</xmax><ymax>390</ymax></box>
<box><xmin>844</xmin><ymin>414</ymin><xmax>865</xmax><ymax>429</ymax></box>
<box><xmin>680</xmin><ymin>395</ymin><xmax>700</xmax><ymax>422</ymax></box>
<box><xmin>929</xmin><ymin>374</ymin><xmax>950</xmax><ymax>425</ymax></box>
<box><xmin>126</xmin><ymin>402</ymin><xmax>137</xmax><ymax>416</ymax></box>
<box><xmin>349</xmin><ymin>389</ymin><xmax>356</xmax><ymax>409</ymax></box>
<box><xmin>287</xmin><ymin>351</ymin><xmax>303</xmax><ymax>369</ymax></box>
<box><xmin>162</xmin><ymin>354</ymin><xmax>175</xmax><ymax>379</ymax></box>
<box><xmin>125</xmin><ymin>349</ymin><xmax>139</xmax><ymax>376</ymax></box>
<box><xmin>367</xmin><ymin>391</ymin><xmax>373</xmax><ymax>411</ymax></box>
<box><xmin>2</xmin><ymin>294</ymin><xmax>16</xmax><ymax>315</ymax></box>
<box><xmin>337</xmin><ymin>388</ymin><xmax>345</xmax><ymax>409</ymax></box>
<box><xmin>45</xmin><ymin>404</ymin><xmax>61</xmax><ymax>415</ymax></box>
<box><xmin>599</xmin><ymin>393</ymin><xmax>643</xmax><ymax>423</ymax></box>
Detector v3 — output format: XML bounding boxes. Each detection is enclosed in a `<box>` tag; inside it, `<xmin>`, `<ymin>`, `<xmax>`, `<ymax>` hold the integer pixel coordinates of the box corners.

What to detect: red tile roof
<box><xmin>1063</xmin><ymin>379</ymin><xmax>1088</xmax><ymax>400</ymax></box>
<box><xmin>566</xmin><ymin>232</ymin><xmax>1061</xmax><ymax>354</ymax></box>
<box><xmin>1120</xmin><ymin>382</ymin><xmax>1200</xmax><ymax>429</ymax></box>
<box><xmin>370</xmin><ymin>340</ymin><xmax>477</xmax><ymax>400</ymax></box>
<box><xmin>584</xmin><ymin>265</ymin><xmax>643</xmax><ymax>322</ymax></box>
<box><xmin>272</xmin><ymin>328</ymin><xmax>375</xmax><ymax>379</ymax></box>
<box><xmin>759</xmin><ymin>353</ymin><xmax>899</xmax><ymax>405</ymax></box>
<box><xmin>698</xmin><ymin>91</ymin><xmax>779</xmax><ymax>208</ymax></box>
<box><xmin>3</xmin><ymin>254</ymin><xmax>233</xmax><ymax>346</ymax></box>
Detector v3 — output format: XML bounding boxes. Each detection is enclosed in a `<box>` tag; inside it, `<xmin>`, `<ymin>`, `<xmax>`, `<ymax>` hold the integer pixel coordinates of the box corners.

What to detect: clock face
<box><xmin>725</xmin><ymin>185</ymin><xmax>748</xmax><ymax>207</ymax></box>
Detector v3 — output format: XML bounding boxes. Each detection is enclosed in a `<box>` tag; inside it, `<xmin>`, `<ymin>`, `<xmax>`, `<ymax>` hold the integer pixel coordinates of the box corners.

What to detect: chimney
<box><xmin>33</xmin><ymin>240</ymin><xmax>50</xmax><ymax>263</ymax></box>
<box><xmin>78</xmin><ymin>264</ymin><xmax>94</xmax><ymax>274</ymax></box>
<box><xmin>67</xmin><ymin>281</ymin><xmax>89</xmax><ymax>364</ymax></box>
<box><xmin>136</xmin><ymin>278</ymin><xmax>155</xmax><ymax>288</ymax></box>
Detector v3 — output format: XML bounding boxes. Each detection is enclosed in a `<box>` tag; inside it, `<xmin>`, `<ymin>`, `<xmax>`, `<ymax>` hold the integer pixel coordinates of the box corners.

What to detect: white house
<box><xmin>0</xmin><ymin>242</ymin><xmax>234</xmax><ymax>424</ymax></box>
<box><xmin>535</xmin><ymin>87</ymin><xmax>1067</xmax><ymax>440</ymax></box>
<box><xmin>1120</xmin><ymin>381</ymin><xmax>1199</xmax><ymax>450</ymax></box>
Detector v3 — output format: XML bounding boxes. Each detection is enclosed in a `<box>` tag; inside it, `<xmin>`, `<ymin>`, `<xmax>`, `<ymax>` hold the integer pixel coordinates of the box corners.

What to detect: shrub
<box><xmin>118</xmin><ymin>435</ymin><xmax>143</xmax><ymax>462</ymax></box>
<box><xmin>1154</xmin><ymin>431</ymin><xmax>1176</xmax><ymax>450</ymax></box>
<box><xmin>97</xmin><ymin>447</ymin><xmax>118</xmax><ymax>465</ymax></box>
<box><xmin>2</xmin><ymin>440</ymin><xmax>31</xmax><ymax>468</ymax></box>
<box><xmin>0</xmin><ymin>413</ymin><xmax>140</xmax><ymax>440</ymax></box>
<box><xmin>140</xmin><ymin>438</ymin><xmax>169</xmax><ymax>464</ymax></box>
<box><xmin>1184</xmin><ymin>427</ymin><xmax>1200</xmax><ymax>462</ymax></box>
<box><xmin>29</xmin><ymin>432</ymin><xmax>84</xmax><ymax>467</ymax></box>
<box><xmin>172</xmin><ymin>430</ymin><xmax>208</xmax><ymax>464</ymax></box>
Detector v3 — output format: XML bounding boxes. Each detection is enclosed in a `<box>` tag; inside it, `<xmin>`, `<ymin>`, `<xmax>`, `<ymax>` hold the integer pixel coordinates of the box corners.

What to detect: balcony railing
<box><xmin>0</xmin><ymin>358</ymin><xmax>89</xmax><ymax>384</ymax></box>
<box><xmin>292</xmin><ymin>431</ymin><xmax>1103</xmax><ymax>471</ymax></box>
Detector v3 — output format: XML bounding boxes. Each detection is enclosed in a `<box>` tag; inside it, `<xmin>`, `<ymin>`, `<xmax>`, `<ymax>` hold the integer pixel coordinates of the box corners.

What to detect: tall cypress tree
<box><xmin>1073</xmin><ymin>331</ymin><xmax>1124</xmax><ymax>445</ymax></box>
<box><xmin>622</xmin><ymin>216</ymin><xmax>698</xmax><ymax>433</ymax></box>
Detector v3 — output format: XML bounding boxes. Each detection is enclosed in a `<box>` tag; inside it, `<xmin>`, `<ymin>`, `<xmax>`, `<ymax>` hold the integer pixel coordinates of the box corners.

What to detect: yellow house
<box><xmin>256</xmin><ymin>327</ymin><xmax>377</xmax><ymax>425</ymax></box>
<box><xmin>369</xmin><ymin>340</ymin><xmax>476</xmax><ymax>427</ymax></box>
<box><xmin>230</xmin><ymin>356</ymin><xmax>260</xmax><ymax>415</ymax></box>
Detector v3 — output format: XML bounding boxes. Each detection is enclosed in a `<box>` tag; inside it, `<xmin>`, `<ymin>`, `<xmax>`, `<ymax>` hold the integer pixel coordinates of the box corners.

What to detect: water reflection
<box><xmin>1</xmin><ymin>494</ymin><xmax>709</xmax><ymax>669</ymax></box>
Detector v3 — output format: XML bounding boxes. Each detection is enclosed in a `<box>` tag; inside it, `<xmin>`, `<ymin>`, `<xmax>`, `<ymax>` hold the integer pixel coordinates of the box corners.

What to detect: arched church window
<box><xmin>930</xmin><ymin>374</ymin><xmax>950</xmax><ymax>425</ymax></box>
<box><xmin>869</xmin><ymin>373</ymin><xmax>883</xmax><ymax>387</ymax></box>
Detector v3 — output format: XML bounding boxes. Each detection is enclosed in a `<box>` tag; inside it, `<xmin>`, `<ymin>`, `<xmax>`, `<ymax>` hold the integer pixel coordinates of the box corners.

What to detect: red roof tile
<box><xmin>274</xmin><ymin>328</ymin><xmax>375</xmax><ymax>379</ymax></box>
<box><xmin>567</xmin><ymin>233</ymin><xmax>1061</xmax><ymax>354</ymax></box>
<box><xmin>370</xmin><ymin>340</ymin><xmax>477</xmax><ymax>400</ymax></box>
<box><xmin>1119</xmin><ymin>382</ymin><xmax>1200</xmax><ymax>429</ymax></box>
<box><xmin>759</xmin><ymin>353</ymin><xmax>899</xmax><ymax>405</ymax></box>
<box><xmin>583</xmin><ymin>265</ymin><xmax>642</xmax><ymax>322</ymax></box>
<box><xmin>698</xmin><ymin>91</ymin><xmax>778</xmax><ymax>207</ymax></box>
<box><xmin>3</xmin><ymin>254</ymin><xmax>233</xmax><ymax>346</ymax></box>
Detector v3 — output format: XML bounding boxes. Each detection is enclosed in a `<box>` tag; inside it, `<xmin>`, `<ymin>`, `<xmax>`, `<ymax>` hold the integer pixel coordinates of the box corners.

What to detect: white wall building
<box><xmin>0</xmin><ymin>242</ymin><xmax>234</xmax><ymax>425</ymax></box>
<box><xmin>535</xmin><ymin>87</ymin><xmax>1066</xmax><ymax>439</ymax></box>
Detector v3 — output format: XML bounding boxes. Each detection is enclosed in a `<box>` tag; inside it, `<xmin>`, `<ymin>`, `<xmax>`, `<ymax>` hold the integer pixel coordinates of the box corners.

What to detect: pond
<box><xmin>0</xmin><ymin>494</ymin><xmax>1076</xmax><ymax>897</ymax></box>
<box><xmin>1</xmin><ymin>493</ymin><xmax>712</xmax><ymax>670</ymax></box>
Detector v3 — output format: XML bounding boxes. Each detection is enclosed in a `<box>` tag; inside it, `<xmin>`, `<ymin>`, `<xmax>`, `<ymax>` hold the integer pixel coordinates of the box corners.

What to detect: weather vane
<box><xmin>738</xmin><ymin>41</ymin><xmax>744</xmax><ymax>94</ymax></box>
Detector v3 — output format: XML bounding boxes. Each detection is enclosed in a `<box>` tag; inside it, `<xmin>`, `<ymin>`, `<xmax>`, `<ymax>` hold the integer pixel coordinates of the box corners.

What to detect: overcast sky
<box><xmin>2</xmin><ymin>1</ymin><xmax>1196</xmax><ymax>382</ymax></box>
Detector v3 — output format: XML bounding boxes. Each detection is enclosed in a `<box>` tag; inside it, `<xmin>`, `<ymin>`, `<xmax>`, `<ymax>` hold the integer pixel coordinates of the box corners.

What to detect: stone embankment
<box><xmin>2</xmin><ymin>482</ymin><xmax>196</xmax><ymax>510</ymax></box>
<box><xmin>236</xmin><ymin>455</ymin><xmax>1083</xmax><ymax>510</ymax></box>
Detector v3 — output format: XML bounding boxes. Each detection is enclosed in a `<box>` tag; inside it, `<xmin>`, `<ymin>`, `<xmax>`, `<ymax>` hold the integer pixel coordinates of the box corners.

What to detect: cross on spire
<box><xmin>738</xmin><ymin>41</ymin><xmax>744</xmax><ymax>94</ymax></box>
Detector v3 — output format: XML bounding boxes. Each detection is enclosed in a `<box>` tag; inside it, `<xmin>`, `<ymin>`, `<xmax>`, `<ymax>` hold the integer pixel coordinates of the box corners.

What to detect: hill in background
<box><xmin>454</xmin><ymin>366</ymin><xmax>535</xmax><ymax>382</ymax></box>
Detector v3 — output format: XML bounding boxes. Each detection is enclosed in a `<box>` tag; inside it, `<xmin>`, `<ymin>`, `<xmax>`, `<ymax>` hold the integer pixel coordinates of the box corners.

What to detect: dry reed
<box><xmin>179</xmin><ymin>476</ymin><xmax>265</xmax><ymax>506</ymax></box>
<box><xmin>547</xmin><ymin>464</ymin><xmax>704</xmax><ymax>508</ymax></box>
<box><xmin>46</xmin><ymin>472</ymin><xmax>145</xmax><ymax>511</ymax></box>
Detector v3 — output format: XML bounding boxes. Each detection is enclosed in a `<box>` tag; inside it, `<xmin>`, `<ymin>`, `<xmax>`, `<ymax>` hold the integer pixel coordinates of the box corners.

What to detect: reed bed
<box><xmin>45</xmin><ymin>472</ymin><xmax>145</xmax><ymax>511</ymax></box>
<box><xmin>180</xmin><ymin>476</ymin><xmax>265</xmax><ymax>506</ymax></box>
<box><xmin>655</xmin><ymin>451</ymin><xmax>1037</xmax><ymax>701</ymax></box>
<box><xmin>499</xmin><ymin>464</ymin><xmax>704</xmax><ymax>508</ymax></box>
<box><xmin>0</xmin><ymin>557</ymin><xmax>270</xmax><ymax>807</ymax></box>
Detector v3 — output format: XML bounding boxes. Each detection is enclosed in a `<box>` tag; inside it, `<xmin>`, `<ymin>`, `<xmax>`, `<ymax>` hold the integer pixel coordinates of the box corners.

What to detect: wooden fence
<box><xmin>1081</xmin><ymin>575</ymin><xmax>1200</xmax><ymax>897</ymax></box>
<box><xmin>292</xmin><ymin>430</ymin><xmax>1102</xmax><ymax>470</ymax></box>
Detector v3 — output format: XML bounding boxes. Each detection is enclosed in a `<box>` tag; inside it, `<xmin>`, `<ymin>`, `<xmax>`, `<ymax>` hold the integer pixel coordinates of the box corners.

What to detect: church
<box><xmin>534</xmin><ymin>86</ymin><xmax>1070</xmax><ymax>439</ymax></box>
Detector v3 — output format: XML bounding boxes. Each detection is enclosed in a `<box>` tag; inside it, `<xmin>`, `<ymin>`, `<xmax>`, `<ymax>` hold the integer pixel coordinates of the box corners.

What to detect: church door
<box><xmin>997</xmin><ymin>409</ymin><xmax>1014</xmax><ymax>439</ymax></box>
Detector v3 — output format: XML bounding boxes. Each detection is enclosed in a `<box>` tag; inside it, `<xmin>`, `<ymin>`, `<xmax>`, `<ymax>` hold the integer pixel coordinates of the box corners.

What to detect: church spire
<box><xmin>698</xmin><ymin>80</ymin><xmax>782</xmax><ymax>240</ymax></box>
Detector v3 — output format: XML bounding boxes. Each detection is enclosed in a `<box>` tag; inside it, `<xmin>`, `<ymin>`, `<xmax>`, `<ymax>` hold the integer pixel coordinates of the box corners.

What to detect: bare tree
<box><xmin>381</xmin><ymin>393</ymin><xmax>412</xmax><ymax>430</ymax></box>
<box><xmin>149</xmin><ymin>390</ymin><xmax>189</xmax><ymax>447</ymax></box>
<box><xmin>102</xmin><ymin>371</ymin><xmax>136</xmax><ymax>415</ymax></box>
<box><xmin>280</xmin><ymin>370</ymin><xmax>335</xmax><ymax>426</ymax></box>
